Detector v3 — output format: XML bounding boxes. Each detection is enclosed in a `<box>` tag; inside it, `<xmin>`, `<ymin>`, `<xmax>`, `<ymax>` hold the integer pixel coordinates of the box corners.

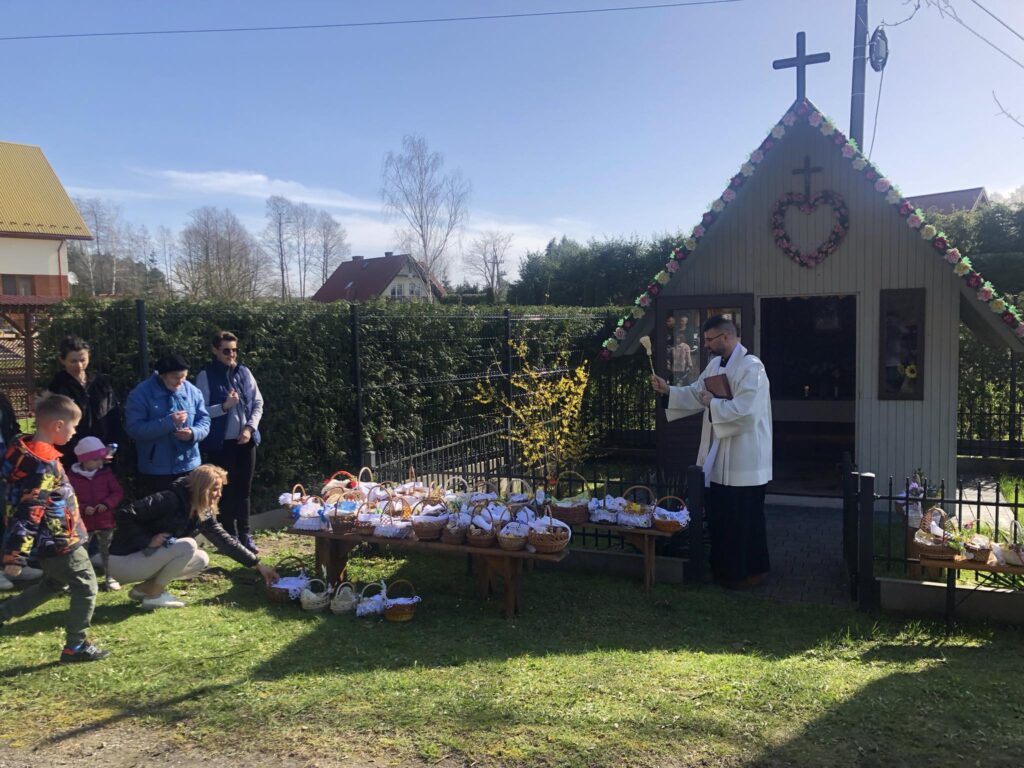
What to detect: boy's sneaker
<box><xmin>0</xmin><ymin>573</ymin><xmax>13</xmax><ymax>591</ymax></box>
<box><xmin>10</xmin><ymin>565</ymin><xmax>43</xmax><ymax>581</ymax></box>
<box><xmin>140</xmin><ymin>591</ymin><xmax>186</xmax><ymax>609</ymax></box>
<box><xmin>59</xmin><ymin>642</ymin><xmax>110</xmax><ymax>663</ymax></box>
<box><xmin>101</xmin><ymin>578</ymin><xmax>122</xmax><ymax>592</ymax></box>
<box><xmin>241</xmin><ymin>534</ymin><xmax>259</xmax><ymax>554</ymax></box>
<box><xmin>127</xmin><ymin>585</ymin><xmax>148</xmax><ymax>602</ymax></box>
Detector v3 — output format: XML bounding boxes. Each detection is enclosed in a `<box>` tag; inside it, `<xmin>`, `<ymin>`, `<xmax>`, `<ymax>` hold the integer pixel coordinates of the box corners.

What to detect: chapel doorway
<box><xmin>759</xmin><ymin>295</ymin><xmax>856</xmax><ymax>494</ymax></box>
<box><xmin>654</xmin><ymin>295</ymin><xmax>754</xmax><ymax>486</ymax></box>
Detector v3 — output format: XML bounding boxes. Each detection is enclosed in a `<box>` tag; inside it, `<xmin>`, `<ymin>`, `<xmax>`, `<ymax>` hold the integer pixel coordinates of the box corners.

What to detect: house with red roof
<box><xmin>311</xmin><ymin>252</ymin><xmax>446</xmax><ymax>303</ymax></box>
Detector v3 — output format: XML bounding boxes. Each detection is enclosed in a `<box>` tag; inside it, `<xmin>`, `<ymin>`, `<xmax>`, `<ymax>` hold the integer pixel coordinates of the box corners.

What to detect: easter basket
<box><xmin>546</xmin><ymin>471</ymin><xmax>591</xmax><ymax>525</ymax></box>
<box><xmin>265</xmin><ymin>556</ymin><xmax>310</xmax><ymax>605</ymax></box>
<box><xmin>504</xmin><ymin>477</ymin><xmax>534</xmax><ymax>516</ymax></box>
<box><xmin>1002</xmin><ymin>520</ymin><xmax>1024</xmax><ymax>567</ymax></box>
<box><xmin>300</xmin><ymin>578</ymin><xmax>333</xmax><ymax>612</ymax></box>
<box><xmin>354</xmin><ymin>497</ymin><xmax>385</xmax><ymax>533</ymax></box>
<box><xmin>497</xmin><ymin>519</ymin><xmax>529</xmax><ymax>551</ymax></box>
<box><xmin>291</xmin><ymin>495</ymin><xmax>330</xmax><ymax>532</ymax></box>
<box><xmin>278</xmin><ymin>483</ymin><xmax>309</xmax><ymax>510</ymax></box>
<box><xmin>410</xmin><ymin>499</ymin><xmax>449</xmax><ymax>541</ymax></box>
<box><xmin>383</xmin><ymin>579</ymin><xmax>421</xmax><ymax>623</ymax></box>
<box><xmin>617</xmin><ymin>485</ymin><xmax>655</xmax><ymax>528</ymax></box>
<box><xmin>912</xmin><ymin>506</ymin><xmax>958</xmax><ymax>561</ymax></box>
<box><xmin>355</xmin><ymin>581</ymin><xmax>387</xmax><ymax>618</ymax></box>
<box><xmin>652</xmin><ymin>495</ymin><xmax>690</xmax><ymax>534</ymax></box>
<box><xmin>373</xmin><ymin>496</ymin><xmax>414</xmax><ymax>539</ymax></box>
<box><xmin>467</xmin><ymin>504</ymin><xmax>498</xmax><ymax>549</ymax></box>
<box><xmin>329</xmin><ymin>498</ymin><xmax>361</xmax><ymax>534</ymax></box>
<box><xmin>320</xmin><ymin>470</ymin><xmax>363</xmax><ymax>504</ymax></box>
<box><xmin>441</xmin><ymin>509</ymin><xmax>470</xmax><ymax>545</ymax></box>
<box><xmin>329</xmin><ymin>581</ymin><xmax>359</xmax><ymax>615</ymax></box>
<box><xmin>527</xmin><ymin>515</ymin><xmax>572</xmax><ymax>554</ymax></box>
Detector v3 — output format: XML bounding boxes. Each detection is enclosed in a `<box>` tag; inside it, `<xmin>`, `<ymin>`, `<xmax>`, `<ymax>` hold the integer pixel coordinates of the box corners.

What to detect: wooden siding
<box><xmin>659</xmin><ymin>121</ymin><xmax>958</xmax><ymax>485</ymax></box>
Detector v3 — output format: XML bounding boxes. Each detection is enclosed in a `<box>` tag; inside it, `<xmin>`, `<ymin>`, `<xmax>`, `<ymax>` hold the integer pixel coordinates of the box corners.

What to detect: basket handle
<box><xmin>444</xmin><ymin>475</ymin><xmax>470</xmax><ymax>495</ymax></box>
<box><xmin>357</xmin><ymin>466</ymin><xmax>375</xmax><ymax>484</ymax></box>
<box><xmin>291</xmin><ymin>483</ymin><xmax>307</xmax><ymax>497</ymax></box>
<box><xmin>555</xmin><ymin>470</ymin><xmax>589</xmax><ymax>497</ymax></box>
<box><xmin>324</xmin><ymin>470</ymin><xmax>357</xmax><ymax>486</ymax></box>
<box><xmin>654</xmin><ymin>495</ymin><xmax>687</xmax><ymax>511</ymax></box>
<box><xmin>622</xmin><ymin>485</ymin><xmax>655</xmax><ymax>506</ymax></box>
<box><xmin>359</xmin><ymin>581</ymin><xmax>386</xmax><ymax>600</ymax></box>
<box><xmin>505</xmin><ymin>477</ymin><xmax>533</xmax><ymax>499</ymax></box>
<box><xmin>386</xmin><ymin>579</ymin><xmax>416</xmax><ymax>600</ymax></box>
<box><xmin>273</xmin><ymin>555</ymin><xmax>309</xmax><ymax>577</ymax></box>
<box><xmin>333</xmin><ymin>580</ymin><xmax>355</xmax><ymax>595</ymax></box>
<box><xmin>304</xmin><ymin>578</ymin><xmax>329</xmax><ymax>595</ymax></box>
<box><xmin>475</xmin><ymin>478</ymin><xmax>501</xmax><ymax>495</ymax></box>
<box><xmin>385</xmin><ymin>495</ymin><xmax>414</xmax><ymax>520</ymax></box>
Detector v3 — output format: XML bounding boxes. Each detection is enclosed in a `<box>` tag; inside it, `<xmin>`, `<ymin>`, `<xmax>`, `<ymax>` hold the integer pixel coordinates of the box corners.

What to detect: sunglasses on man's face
<box><xmin>219</xmin><ymin>347</ymin><xmax>238</xmax><ymax>355</ymax></box>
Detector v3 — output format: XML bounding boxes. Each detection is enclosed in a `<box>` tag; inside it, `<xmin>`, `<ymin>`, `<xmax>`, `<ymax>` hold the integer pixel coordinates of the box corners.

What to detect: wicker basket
<box><xmin>329</xmin><ymin>581</ymin><xmax>358</xmax><ymax>614</ymax></box>
<box><xmin>547</xmin><ymin>470</ymin><xmax>591</xmax><ymax>525</ymax></box>
<box><xmin>300</xmin><ymin>578</ymin><xmax>332</xmax><ymax>611</ymax></box>
<box><xmin>618</xmin><ymin>485</ymin><xmax>655</xmax><ymax>528</ymax></box>
<box><xmin>913</xmin><ymin>506</ymin><xmax>958</xmax><ymax>561</ymax></box>
<box><xmin>321</xmin><ymin>470</ymin><xmax>361</xmax><ymax>503</ymax></box>
<box><xmin>354</xmin><ymin>497</ymin><xmax>384</xmax><ymax>533</ymax></box>
<box><xmin>466</xmin><ymin>504</ymin><xmax>497</xmax><ymax>548</ymax></box>
<box><xmin>652</xmin><ymin>495</ymin><xmax>689</xmax><ymax>533</ymax></box>
<box><xmin>441</xmin><ymin>517</ymin><xmax>468</xmax><ymax>545</ymax></box>
<box><xmin>355</xmin><ymin>582</ymin><xmax>386</xmax><ymax>618</ymax></box>
<box><xmin>1001</xmin><ymin>520</ymin><xmax>1024</xmax><ymax>567</ymax></box>
<box><xmin>504</xmin><ymin>478</ymin><xmax>534</xmax><ymax>516</ymax></box>
<box><xmin>383</xmin><ymin>579</ymin><xmax>419</xmax><ymax>622</ymax></box>
<box><xmin>280</xmin><ymin>483</ymin><xmax>308</xmax><ymax>509</ymax></box>
<box><xmin>265</xmin><ymin>556</ymin><xmax>309</xmax><ymax>605</ymax></box>
<box><xmin>528</xmin><ymin>518</ymin><xmax>571</xmax><ymax>554</ymax></box>
<box><xmin>410</xmin><ymin>499</ymin><xmax>448</xmax><ymax>541</ymax></box>
<box><xmin>442</xmin><ymin>475</ymin><xmax>471</xmax><ymax>506</ymax></box>
<box><xmin>497</xmin><ymin>520</ymin><xmax>529</xmax><ymax>551</ymax></box>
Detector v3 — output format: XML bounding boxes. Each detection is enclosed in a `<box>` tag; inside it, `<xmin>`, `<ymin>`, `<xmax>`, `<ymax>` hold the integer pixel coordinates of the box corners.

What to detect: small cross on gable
<box><xmin>792</xmin><ymin>155</ymin><xmax>824</xmax><ymax>199</ymax></box>
<box><xmin>773</xmin><ymin>31</ymin><xmax>830</xmax><ymax>101</ymax></box>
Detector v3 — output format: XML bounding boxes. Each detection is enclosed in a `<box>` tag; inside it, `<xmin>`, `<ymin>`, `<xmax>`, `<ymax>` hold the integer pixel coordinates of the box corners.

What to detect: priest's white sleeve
<box><xmin>708</xmin><ymin>360</ymin><xmax>766</xmax><ymax>437</ymax></box>
<box><xmin>665</xmin><ymin>378</ymin><xmax>707</xmax><ymax>423</ymax></box>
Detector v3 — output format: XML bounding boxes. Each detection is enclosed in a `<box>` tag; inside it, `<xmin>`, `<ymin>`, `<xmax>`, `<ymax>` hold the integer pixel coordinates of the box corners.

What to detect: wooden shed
<box><xmin>603</xmin><ymin>98</ymin><xmax>1024</xmax><ymax>493</ymax></box>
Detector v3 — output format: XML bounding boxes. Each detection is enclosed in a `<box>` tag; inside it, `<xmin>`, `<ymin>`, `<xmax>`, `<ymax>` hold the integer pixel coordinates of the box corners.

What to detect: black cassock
<box><xmin>706</xmin><ymin>482</ymin><xmax>770</xmax><ymax>584</ymax></box>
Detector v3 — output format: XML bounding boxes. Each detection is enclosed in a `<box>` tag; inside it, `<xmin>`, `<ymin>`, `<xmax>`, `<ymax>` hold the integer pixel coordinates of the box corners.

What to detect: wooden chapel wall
<box><xmin>661</xmin><ymin>121</ymin><xmax>959</xmax><ymax>486</ymax></box>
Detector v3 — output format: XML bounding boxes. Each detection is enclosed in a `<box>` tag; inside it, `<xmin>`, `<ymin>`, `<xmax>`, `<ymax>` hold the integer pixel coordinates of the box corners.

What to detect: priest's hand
<box><xmin>650</xmin><ymin>374</ymin><xmax>669</xmax><ymax>395</ymax></box>
<box><xmin>699</xmin><ymin>390</ymin><xmax>714</xmax><ymax>408</ymax></box>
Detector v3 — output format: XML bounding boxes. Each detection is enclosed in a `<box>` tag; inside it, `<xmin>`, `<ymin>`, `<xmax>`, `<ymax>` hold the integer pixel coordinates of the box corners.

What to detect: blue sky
<box><xmin>2</xmin><ymin>0</ymin><xmax>1022</xmax><ymax>282</ymax></box>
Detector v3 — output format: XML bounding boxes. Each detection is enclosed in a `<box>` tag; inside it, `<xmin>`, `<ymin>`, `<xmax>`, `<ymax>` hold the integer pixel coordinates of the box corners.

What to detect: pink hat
<box><xmin>74</xmin><ymin>436</ymin><xmax>109</xmax><ymax>463</ymax></box>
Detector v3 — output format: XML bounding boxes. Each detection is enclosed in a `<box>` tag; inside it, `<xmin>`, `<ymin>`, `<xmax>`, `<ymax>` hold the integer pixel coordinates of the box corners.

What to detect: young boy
<box><xmin>0</xmin><ymin>394</ymin><xmax>110</xmax><ymax>662</ymax></box>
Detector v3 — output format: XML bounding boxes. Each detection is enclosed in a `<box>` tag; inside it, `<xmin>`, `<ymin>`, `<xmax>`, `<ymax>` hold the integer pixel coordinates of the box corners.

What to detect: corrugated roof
<box><xmin>906</xmin><ymin>187</ymin><xmax>988</xmax><ymax>215</ymax></box>
<box><xmin>0</xmin><ymin>141</ymin><xmax>92</xmax><ymax>240</ymax></box>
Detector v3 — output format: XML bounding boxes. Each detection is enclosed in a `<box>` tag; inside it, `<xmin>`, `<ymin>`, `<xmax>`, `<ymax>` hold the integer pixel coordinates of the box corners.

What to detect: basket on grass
<box><xmin>467</xmin><ymin>504</ymin><xmax>498</xmax><ymax>548</ymax></box>
<box><xmin>528</xmin><ymin>515</ymin><xmax>571</xmax><ymax>554</ymax></box>
<box><xmin>912</xmin><ymin>506</ymin><xmax>958</xmax><ymax>561</ymax></box>
<box><xmin>265</xmin><ymin>556</ymin><xmax>310</xmax><ymax>605</ymax></box>
<box><xmin>652</xmin><ymin>495</ymin><xmax>690</xmax><ymax>534</ymax></box>
<box><xmin>546</xmin><ymin>470</ymin><xmax>591</xmax><ymax>525</ymax></box>
<box><xmin>383</xmin><ymin>579</ymin><xmax>421</xmax><ymax>622</ymax></box>
<box><xmin>617</xmin><ymin>485</ymin><xmax>655</xmax><ymax>528</ymax></box>
<box><xmin>410</xmin><ymin>499</ymin><xmax>449</xmax><ymax>541</ymax></box>
<box><xmin>300</xmin><ymin>578</ymin><xmax>333</xmax><ymax>612</ymax></box>
<box><xmin>330</xmin><ymin>581</ymin><xmax>359</xmax><ymax>614</ymax></box>
<box><xmin>355</xmin><ymin>581</ymin><xmax>387</xmax><ymax>617</ymax></box>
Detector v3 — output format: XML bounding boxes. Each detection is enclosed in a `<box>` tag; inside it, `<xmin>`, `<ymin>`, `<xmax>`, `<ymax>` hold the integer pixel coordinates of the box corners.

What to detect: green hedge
<box><xmin>38</xmin><ymin>299</ymin><xmax>618</xmax><ymax>507</ymax></box>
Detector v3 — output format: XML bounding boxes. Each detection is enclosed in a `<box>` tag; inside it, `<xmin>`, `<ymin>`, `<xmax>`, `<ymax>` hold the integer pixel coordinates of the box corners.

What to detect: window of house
<box><xmin>390</xmin><ymin>283</ymin><xmax>404</xmax><ymax>299</ymax></box>
<box><xmin>409</xmin><ymin>282</ymin><xmax>422</xmax><ymax>297</ymax></box>
<box><xmin>2</xmin><ymin>275</ymin><xmax>33</xmax><ymax>295</ymax></box>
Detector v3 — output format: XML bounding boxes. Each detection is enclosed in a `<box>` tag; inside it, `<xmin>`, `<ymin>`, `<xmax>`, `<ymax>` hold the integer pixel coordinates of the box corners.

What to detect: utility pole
<box><xmin>850</xmin><ymin>0</ymin><xmax>869</xmax><ymax>148</ymax></box>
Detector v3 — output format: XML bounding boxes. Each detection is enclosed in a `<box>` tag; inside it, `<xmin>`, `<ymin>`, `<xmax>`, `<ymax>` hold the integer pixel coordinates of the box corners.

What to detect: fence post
<box><xmin>685</xmin><ymin>464</ymin><xmax>706</xmax><ymax>584</ymax></box>
<box><xmin>840</xmin><ymin>452</ymin><xmax>858</xmax><ymax>601</ymax></box>
<box><xmin>1010</xmin><ymin>351</ymin><xmax>1019</xmax><ymax>452</ymax></box>
<box><xmin>351</xmin><ymin>303</ymin><xmax>367</xmax><ymax>468</ymax></box>
<box><xmin>503</xmin><ymin>308</ymin><xmax>513</xmax><ymax>475</ymax></box>
<box><xmin>857</xmin><ymin>472</ymin><xmax>878</xmax><ymax>610</ymax></box>
<box><xmin>135</xmin><ymin>299</ymin><xmax>148</xmax><ymax>379</ymax></box>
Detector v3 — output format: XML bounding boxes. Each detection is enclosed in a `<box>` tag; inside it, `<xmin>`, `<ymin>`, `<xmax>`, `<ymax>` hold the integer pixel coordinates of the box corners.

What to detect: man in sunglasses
<box><xmin>196</xmin><ymin>332</ymin><xmax>264</xmax><ymax>555</ymax></box>
<box><xmin>650</xmin><ymin>315</ymin><xmax>772</xmax><ymax>588</ymax></box>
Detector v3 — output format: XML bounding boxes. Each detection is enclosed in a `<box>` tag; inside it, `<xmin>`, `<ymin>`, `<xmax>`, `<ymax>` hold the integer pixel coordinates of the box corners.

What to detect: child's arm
<box><xmin>2</xmin><ymin>455</ymin><xmax>46</xmax><ymax>569</ymax></box>
<box><xmin>100</xmin><ymin>472</ymin><xmax>124</xmax><ymax>511</ymax></box>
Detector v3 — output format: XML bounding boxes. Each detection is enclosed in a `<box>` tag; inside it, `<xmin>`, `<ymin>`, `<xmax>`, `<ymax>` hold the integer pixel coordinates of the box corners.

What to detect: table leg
<box><xmin>315</xmin><ymin>537</ymin><xmax>353</xmax><ymax>584</ymax></box>
<box><xmin>945</xmin><ymin>567</ymin><xmax>956</xmax><ymax>635</ymax></box>
<box><xmin>474</xmin><ymin>556</ymin><xmax>492</xmax><ymax>599</ymax></box>
<box><xmin>502</xmin><ymin>558</ymin><xmax>522</xmax><ymax>619</ymax></box>
<box><xmin>645</xmin><ymin>537</ymin><xmax>656</xmax><ymax>591</ymax></box>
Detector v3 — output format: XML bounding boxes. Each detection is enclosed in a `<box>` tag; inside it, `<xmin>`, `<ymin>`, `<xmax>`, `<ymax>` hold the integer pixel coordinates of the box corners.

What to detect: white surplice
<box><xmin>664</xmin><ymin>344</ymin><xmax>773</xmax><ymax>487</ymax></box>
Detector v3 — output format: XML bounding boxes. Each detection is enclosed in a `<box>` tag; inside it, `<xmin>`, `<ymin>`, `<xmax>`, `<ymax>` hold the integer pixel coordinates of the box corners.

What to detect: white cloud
<box><xmin>143</xmin><ymin>168</ymin><xmax>383</xmax><ymax>213</ymax></box>
<box><xmin>66</xmin><ymin>185</ymin><xmax>162</xmax><ymax>200</ymax></box>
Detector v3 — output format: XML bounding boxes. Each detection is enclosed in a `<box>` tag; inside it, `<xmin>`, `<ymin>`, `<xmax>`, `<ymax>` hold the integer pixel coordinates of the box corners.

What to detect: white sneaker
<box><xmin>0</xmin><ymin>573</ymin><xmax>13</xmax><ymax>591</ymax></box>
<box><xmin>10</xmin><ymin>565</ymin><xmax>43</xmax><ymax>581</ymax></box>
<box><xmin>128</xmin><ymin>586</ymin><xmax>148</xmax><ymax>602</ymax></box>
<box><xmin>140</xmin><ymin>592</ymin><xmax>186</xmax><ymax>609</ymax></box>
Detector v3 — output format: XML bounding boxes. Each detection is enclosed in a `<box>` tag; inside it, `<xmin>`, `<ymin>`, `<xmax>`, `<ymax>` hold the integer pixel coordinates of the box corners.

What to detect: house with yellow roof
<box><xmin>0</xmin><ymin>140</ymin><xmax>92</xmax><ymax>303</ymax></box>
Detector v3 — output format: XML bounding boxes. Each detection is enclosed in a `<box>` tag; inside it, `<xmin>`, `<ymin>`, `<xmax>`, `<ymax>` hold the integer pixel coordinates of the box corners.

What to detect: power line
<box><xmin>925</xmin><ymin>0</ymin><xmax>1024</xmax><ymax>70</ymax></box>
<box><xmin>0</xmin><ymin>0</ymin><xmax>744</xmax><ymax>43</ymax></box>
<box><xmin>968</xmin><ymin>0</ymin><xmax>1024</xmax><ymax>44</ymax></box>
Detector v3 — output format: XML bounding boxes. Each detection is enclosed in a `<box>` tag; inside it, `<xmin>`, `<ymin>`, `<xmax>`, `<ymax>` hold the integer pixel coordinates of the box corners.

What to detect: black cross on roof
<box><xmin>773</xmin><ymin>31</ymin><xmax>830</xmax><ymax>101</ymax></box>
<box><xmin>792</xmin><ymin>155</ymin><xmax>824</xmax><ymax>199</ymax></box>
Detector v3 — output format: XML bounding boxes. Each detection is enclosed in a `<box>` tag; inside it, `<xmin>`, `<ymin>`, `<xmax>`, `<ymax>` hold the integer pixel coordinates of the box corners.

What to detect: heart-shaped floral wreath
<box><xmin>771</xmin><ymin>190</ymin><xmax>850</xmax><ymax>268</ymax></box>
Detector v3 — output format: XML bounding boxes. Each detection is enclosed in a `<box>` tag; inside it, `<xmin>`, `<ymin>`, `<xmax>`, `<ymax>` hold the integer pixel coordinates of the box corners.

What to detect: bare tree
<box><xmin>175</xmin><ymin>207</ymin><xmax>266</xmax><ymax>300</ymax></box>
<box><xmin>381</xmin><ymin>135</ymin><xmax>470</xmax><ymax>301</ymax></box>
<box><xmin>312</xmin><ymin>210</ymin><xmax>350</xmax><ymax>289</ymax></box>
<box><xmin>290</xmin><ymin>202</ymin><xmax>317</xmax><ymax>298</ymax></box>
<box><xmin>463</xmin><ymin>230</ymin><xmax>513</xmax><ymax>300</ymax></box>
<box><xmin>73</xmin><ymin>197</ymin><xmax>121</xmax><ymax>295</ymax></box>
<box><xmin>156</xmin><ymin>225</ymin><xmax>176</xmax><ymax>291</ymax></box>
<box><xmin>262</xmin><ymin>195</ymin><xmax>294</xmax><ymax>298</ymax></box>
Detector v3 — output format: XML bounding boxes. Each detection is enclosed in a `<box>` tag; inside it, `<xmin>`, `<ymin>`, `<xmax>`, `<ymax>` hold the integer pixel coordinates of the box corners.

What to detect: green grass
<box><xmin>17</xmin><ymin>417</ymin><xmax>33</xmax><ymax>434</ymax></box>
<box><xmin>998</xmin><ymin>473</ymin><xmax>1024</xmax><ymax>505</ymax></box>
<box><xmin>2</xmin><ymin>534</ymin><xmax>1023</xmax><ymax>767</ymax></box>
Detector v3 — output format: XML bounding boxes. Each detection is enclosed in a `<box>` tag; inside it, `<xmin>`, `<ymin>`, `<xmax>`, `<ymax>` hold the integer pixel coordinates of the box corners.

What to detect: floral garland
<box><xmin>770</xmin><ymin>190</ymin><xmax>850</xmax><ymax>268</ymax></box>
<box><xmin>598</xmin><ymin>98</ymin><xmax>1024</xmax><ymax>361</ymax></box>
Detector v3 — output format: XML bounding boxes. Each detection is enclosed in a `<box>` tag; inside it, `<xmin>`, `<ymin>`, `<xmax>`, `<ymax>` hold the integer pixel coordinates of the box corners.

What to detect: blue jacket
<box><xmin>125</xmin><ymin>374</ymin><xmax>211</xmax><ymax>476</ymax></box>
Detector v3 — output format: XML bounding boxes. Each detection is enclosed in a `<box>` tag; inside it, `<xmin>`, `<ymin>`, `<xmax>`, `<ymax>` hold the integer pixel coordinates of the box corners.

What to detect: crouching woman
<box><xmin>108</xmin><ymin>464</ymin><xmax>278</xmax><ymax>609</ymax></box>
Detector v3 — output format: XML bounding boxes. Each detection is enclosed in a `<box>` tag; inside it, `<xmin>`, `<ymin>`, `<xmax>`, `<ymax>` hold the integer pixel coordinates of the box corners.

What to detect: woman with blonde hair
<box><xmin>108</xmin><ymin>464</ymin><xmax>278</xmax><ymax>609</ymax></box>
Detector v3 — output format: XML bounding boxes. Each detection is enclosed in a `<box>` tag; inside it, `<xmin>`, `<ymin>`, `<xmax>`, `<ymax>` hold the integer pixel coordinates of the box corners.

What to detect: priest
<box><xmin>650</xmin><ymin>315</ymin><xmax>772</xmax><ymax>587</ymax></box>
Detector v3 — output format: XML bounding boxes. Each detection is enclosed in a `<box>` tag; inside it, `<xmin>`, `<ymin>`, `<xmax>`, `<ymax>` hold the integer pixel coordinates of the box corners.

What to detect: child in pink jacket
<box><xmin>67</xmin><ymin>436</ymin><xmax>124</xmax><ymax>591</ymax></box>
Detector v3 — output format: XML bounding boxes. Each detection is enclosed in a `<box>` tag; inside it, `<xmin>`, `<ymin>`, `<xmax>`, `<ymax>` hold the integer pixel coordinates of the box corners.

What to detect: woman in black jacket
<box><xmin>46</xmin><ymin>336</ymin><xmax>122</xmax><ymax>470</ymax></box>
<box><xmin>108</xmin><ymin>464</ymin><xmax>278</xmax><ymax>609</ymax></box>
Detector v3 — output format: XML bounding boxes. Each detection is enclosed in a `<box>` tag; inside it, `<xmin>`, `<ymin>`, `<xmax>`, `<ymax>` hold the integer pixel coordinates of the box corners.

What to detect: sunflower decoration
<box><xmin>903</xmin><ymin>364</ymin><xmax>918</xmax><ymax>380</ymax></box>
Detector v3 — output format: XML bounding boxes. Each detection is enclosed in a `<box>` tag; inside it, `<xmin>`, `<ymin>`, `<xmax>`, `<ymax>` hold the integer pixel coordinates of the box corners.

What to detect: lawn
<box><xmin>1</xmin><ymin>532</ymin><xmax>1023</xmax><ymax>767</ymax></box>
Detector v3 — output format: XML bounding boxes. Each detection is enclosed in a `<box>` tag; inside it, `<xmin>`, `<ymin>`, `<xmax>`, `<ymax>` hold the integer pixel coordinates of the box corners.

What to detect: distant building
<box><xmin>0</xmin><ymin>140</ymin><xmax>92</xmax><ymax>304</ymax></box>
<box><xmin>906</xmin><ymin>187</ymin><xmax>989</xmax><ymax>215</ymax></box>
<box><xmin>311</xmin><ymin>252</ymin><xmax>446</xmax><ymax>303</ymax></box>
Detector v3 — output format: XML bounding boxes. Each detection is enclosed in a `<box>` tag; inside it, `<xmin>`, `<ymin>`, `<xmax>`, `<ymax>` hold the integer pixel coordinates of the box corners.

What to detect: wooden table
<box><xmin>918</xmin><ymin>554</ymin><xmax>1024</xmax><ymax>633</ymax></box>
<box><xmin>569</xmin><ymin>522</ymin><xmax>684</xmax><ymax>590</ymax></box>
<box><xmin>285</xmin><ymin>528</ymin><xmax>569</xmax><ymax>618</ymax></box>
